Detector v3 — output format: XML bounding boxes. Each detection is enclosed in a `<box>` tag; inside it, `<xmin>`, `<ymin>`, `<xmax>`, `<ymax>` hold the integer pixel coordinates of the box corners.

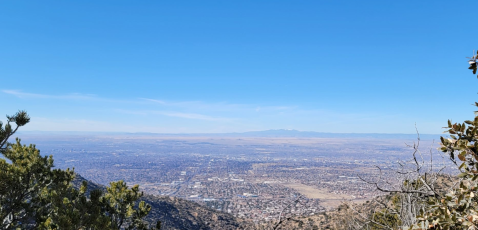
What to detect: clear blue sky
<box><xmin>1</xmin><ymin>1</ymin><xmax>476</xmax><ymax>134</ymax></box>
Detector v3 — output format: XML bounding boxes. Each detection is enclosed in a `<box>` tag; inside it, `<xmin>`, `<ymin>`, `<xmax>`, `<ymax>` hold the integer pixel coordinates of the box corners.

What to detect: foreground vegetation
<box><xmin>0</xmin><ymin>111</ymin><xmax>160</xmax><ymax>229</ymax></box>
<box><xmin>310</xmin><ymin>52</ymin><xmax>478</xmax><ymax>230</ymax></box>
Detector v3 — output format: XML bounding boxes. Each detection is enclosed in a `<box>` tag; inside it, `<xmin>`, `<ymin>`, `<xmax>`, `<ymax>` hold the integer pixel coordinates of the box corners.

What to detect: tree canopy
<box><xmin>0</xmin><ymin>111</ymin><xmax>160</xmax><ymax>229</ymax></box>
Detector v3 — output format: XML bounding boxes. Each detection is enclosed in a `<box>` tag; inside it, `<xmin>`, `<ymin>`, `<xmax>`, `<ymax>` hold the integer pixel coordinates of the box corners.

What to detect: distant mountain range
<box><xmin>225</xmin><ymin>129</ymin><xmax>442</xmax><ymax>139</ymax></box>
<box><xmin>19</xmin><ymin>129</ymin><xmax>443</xmax><ymax>140</ymax></box>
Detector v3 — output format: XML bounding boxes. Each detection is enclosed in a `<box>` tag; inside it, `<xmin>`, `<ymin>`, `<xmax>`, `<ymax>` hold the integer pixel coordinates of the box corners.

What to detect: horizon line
<box><xmin>16</xmin><ymin>129</ymin><xmax>444</xmax><ymax>136</ymax></box>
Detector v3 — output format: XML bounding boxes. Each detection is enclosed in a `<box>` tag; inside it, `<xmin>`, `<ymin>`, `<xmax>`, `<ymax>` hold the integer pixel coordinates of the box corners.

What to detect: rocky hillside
<box><xmin>73</xmin><ymin>174</ymin><xmax>249</xmax><ymax>230</ymax></box>
<box><xmin>143</xmin><ymin>194</ymin><xmax>246</xmax><ymax>230</ymax></box>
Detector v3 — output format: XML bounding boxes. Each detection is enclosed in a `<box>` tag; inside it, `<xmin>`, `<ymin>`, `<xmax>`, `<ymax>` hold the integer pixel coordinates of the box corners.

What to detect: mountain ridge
<box><xmin>18</xmin><ymin>129</ymin><xmax>442</xmax><ymax>139</ymax></box>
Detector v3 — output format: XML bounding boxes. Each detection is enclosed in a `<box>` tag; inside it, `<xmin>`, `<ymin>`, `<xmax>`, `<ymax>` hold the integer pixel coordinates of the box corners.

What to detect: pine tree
<box><xmin>0</xmin><ymin>111</ymin><xmax>161</xmax><ymax>229</ymax></box>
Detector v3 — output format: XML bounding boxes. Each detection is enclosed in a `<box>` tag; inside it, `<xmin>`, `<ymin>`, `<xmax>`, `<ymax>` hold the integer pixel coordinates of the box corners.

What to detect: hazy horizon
<box><xmin>15</xmin><ymin>129</ymin><xmax>444</xmax><ymax>141</ymax></box>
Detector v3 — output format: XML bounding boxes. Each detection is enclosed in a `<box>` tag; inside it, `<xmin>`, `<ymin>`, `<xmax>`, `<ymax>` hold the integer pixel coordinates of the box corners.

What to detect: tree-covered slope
<box><xmin>73</xmin><ymin>174</ymin><xmax>248</xmax><ymax>230</ymax></box>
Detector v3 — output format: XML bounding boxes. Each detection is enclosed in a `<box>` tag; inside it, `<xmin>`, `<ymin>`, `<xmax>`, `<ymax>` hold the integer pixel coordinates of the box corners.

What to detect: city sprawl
<box><xmin>19</xmin><ymin>133</ymin><xmax>452</xmax><ymax>223</ymax></box>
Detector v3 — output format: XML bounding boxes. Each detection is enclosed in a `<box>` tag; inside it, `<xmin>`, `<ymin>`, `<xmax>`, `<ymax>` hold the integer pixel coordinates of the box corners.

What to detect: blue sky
<box><xmin>1</xmin><ymin>1</ymin><xmax>477</xmax><ymax>134</ymax></box>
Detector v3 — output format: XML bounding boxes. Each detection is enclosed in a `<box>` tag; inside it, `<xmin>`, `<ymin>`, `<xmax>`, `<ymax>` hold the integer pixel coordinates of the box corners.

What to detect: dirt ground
<box><xmin>282</xmin><ymin>183</ymin><xmax>367</xmax><ymax>210</ymax></box>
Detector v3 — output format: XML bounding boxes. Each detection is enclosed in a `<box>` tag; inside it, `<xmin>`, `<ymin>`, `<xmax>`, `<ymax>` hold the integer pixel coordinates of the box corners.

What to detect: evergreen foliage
<box><xmin>304</xmin><ymin>53</ymin><xmax>478</xmax><ymax>230</ymax></box>
<box><xmin>366</xmin><ymin>53</ymin><xmax>478</xmax><ymax>229</ymax></box>
<box><xmin>0</xmin><ymin>110</ymin><xmax>30</xmax><ymax>152</ymax></box>
<box><xmin>0</xmin><ymin>112</ymin><xmax>160</xmax><ymax>229</ymax></box>
<box><xmin>410</xmin><ymin>60</ymin><xmax>478</xmax><ymax>229</ymax></box>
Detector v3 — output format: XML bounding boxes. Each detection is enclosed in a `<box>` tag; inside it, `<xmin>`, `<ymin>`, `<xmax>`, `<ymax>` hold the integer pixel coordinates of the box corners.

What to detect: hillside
<box><xmin>73</xmin><ymin>174</ymin><xmax>249</xmax><ymax>230</ymax></box>
<box><xmin>143</xmin><ymin>194</ymin><xmax>245</xmax><ymax>230</ymax></box>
